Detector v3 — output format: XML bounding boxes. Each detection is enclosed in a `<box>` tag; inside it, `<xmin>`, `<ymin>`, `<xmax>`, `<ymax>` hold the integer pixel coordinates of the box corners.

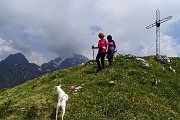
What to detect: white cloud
<box><xmin>0</xmin><ymin>37</ymin><xmax>47</xmax><ymax>65</ymax></box>
<box><xmin>0</xmin><ymin>0</ymin><xmax>180</xmax><ymax>64</ymax></box>
<box><xmin>26</xmin><ymin>51</ymin><xmax>47</xmax><ymax>66</ymax></box>
<box><xmin>0</xmin><ymin>37</ymin><xmax>18</xmax><ymax>60</ymax></box>
<box><xmin>160</xmin><ymin>35</ymin><xmax>180</xmax><ymax>57</ymax></box>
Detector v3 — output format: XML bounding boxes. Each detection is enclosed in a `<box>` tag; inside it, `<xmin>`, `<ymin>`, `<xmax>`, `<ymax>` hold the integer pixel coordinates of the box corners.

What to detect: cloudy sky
<box><xmin>0</xmin><ymin>0</ymin><xmax>180</xmax><ymax>65</ymax></box>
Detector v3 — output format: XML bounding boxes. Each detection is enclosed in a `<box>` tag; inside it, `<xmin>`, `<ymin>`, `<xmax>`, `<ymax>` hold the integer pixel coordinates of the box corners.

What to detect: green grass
<box><xmin>0</xmin><ymin>55</ymin><xmax>180</xmax><ymax>120</ymax></box>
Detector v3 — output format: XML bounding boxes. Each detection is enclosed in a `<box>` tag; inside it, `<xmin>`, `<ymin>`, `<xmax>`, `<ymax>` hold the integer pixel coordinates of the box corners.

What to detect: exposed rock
<box><xmin>141</xmin><ymin>62</ymin><xmax>150</xmax><ymax>69</ymax></box>
<box><xmin>157</xmin><ymin>55</ymin><xmax>171</xmax><ymax>64</ymax></box>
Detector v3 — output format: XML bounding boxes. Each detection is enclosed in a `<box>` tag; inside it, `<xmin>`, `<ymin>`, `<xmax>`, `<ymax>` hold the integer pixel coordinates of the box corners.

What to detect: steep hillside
<box><xmin>0</xmin><ymin>55</ymin><xmax>180</xmax><ymax>120</ymax></box>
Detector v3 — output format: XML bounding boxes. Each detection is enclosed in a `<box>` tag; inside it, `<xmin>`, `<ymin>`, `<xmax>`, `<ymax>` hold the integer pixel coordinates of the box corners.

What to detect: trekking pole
<box><xmin>93</xmin><ymin>49</ymin><xmax>94</xmax><ymax>61</ymax></box>
<box><xmin>92</xmin><ymin>45</ymin><xmax>95</xmax><ymax>63</ymax></box>
<box><xmin>114</xmin><ymin>50</ymin><xmax>120</xmax><ymax>55</ymax></box>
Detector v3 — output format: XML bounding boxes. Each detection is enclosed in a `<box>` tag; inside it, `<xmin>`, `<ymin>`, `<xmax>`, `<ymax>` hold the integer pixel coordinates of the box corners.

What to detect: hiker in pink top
<box><xmin>92</xmin><ymin>32</ymin><xmax>108</xmax><ymax>71</ymax></box>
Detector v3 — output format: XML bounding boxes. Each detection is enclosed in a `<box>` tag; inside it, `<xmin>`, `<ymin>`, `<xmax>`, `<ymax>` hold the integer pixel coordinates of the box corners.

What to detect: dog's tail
<box><xmin>63</xmin><ymin>94</ymin><xmax>68</xmax><ymax>101</ymax></box>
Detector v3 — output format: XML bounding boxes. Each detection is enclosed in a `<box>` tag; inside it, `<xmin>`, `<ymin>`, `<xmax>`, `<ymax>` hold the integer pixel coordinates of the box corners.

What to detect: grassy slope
<box><xmin>0</xmin><ymin>55</ymin><xmax>180</xmax><ymax>120</ymax></box>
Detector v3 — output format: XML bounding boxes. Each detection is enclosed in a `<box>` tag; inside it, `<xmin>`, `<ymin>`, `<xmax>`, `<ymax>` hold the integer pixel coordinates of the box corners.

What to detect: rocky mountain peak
<box><xmin>0</xmin><ymin>53</ymin><xmax>89</xmax><ymax>90</ymax></box>
<box><xmin>1</xmin><ymin>53</ymin><xmax>28</xmax><ymax>66</ymax></box>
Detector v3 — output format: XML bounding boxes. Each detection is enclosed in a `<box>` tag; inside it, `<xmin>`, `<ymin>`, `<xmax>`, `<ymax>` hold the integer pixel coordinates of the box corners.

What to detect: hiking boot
<box><xmin>96</xmin><ymin>68</ymin><xmax>102</xmax><ymax>72</ymax></box>
<box><xmin>108</xmin><ymin>64</ymin><xmax>112</xmax><ymax>67</ymax></box>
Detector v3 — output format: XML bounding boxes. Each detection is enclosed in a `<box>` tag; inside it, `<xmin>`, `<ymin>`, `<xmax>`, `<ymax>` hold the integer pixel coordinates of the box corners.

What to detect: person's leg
<box><xmin>107</xmin><ymin>51</ymin><xmax>111</xmax><ymax>65</ymax></box>
<box><xmin>100</xmin><ymin>52</ymin><xmax>106</xmax><ymax>69</ymax></box>
<box><xmin>96</xmin><ymin>52</ymin><xmax>102</xmax><ymax>69</ymax></box>
<box><xmin>109</xmin><ymin>51</ymin><xmax>114</xmax><ymax>65</ymax></box>
<box><xmin>107</xmin><ymin>51</ymin><xmax>113</xmax><ymax>66</ymax></box>
<box><xmin>111</xmin><ymin>51</ymin><xmax>115</xmax><ymax>64</ymax></box>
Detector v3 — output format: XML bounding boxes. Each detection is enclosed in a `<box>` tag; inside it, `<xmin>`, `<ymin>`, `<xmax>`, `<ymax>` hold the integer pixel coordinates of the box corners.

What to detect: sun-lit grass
<box><xmin>0</xmin><ymin>55</ymin><xmax>180</xmax><ymax>119</ymax></box>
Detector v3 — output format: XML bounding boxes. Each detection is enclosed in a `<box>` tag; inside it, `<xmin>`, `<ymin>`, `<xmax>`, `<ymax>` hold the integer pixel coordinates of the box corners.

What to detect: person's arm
<box><xmin>92</xmin><ymin>45</ymin><xmax>98</xmax><ymax>49</ymax></box>
<box><xmin>106</xmin><ymin>41</ymin><xmax>109</xmax><ymax>52</ymax></box>
<box><xmin>113</xmin><ymin>40</ymin><xmax>116</xmax><ymax>50</ymax></box>
<box><xmin>92</xmin><ymin>40</ymin><xmax>100</xmax><ymax>49</ymax></box>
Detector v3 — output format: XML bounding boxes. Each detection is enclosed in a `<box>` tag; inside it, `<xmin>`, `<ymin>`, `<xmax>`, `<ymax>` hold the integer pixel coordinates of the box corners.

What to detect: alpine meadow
<box><xmin>0</xmin><ymin>54</ymin><xmax>180</xmax><ymax>120</ymax></box>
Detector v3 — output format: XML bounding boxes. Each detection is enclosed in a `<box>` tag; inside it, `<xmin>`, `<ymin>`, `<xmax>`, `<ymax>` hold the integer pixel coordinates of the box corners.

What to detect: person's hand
<box><xmin>92</xmin><ymin>45</ymin><xmax>95</xmax><ymax>49</ymax></box>
<box><xmin>106</xmin><ymin>49</ymin><xmax>108</xmax><ymax>53</ymax></box>
<box><xmin>113</xmin><ymin>50</ymin><xmax>117</xmax><ymax>54</ymax></box>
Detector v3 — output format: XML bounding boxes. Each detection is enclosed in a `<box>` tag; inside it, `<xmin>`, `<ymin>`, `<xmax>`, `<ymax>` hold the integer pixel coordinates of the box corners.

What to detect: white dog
<box><xmin>55</xmin><ymin>84</ymin><xmax>68</xmax><ymax>120</ymax></box>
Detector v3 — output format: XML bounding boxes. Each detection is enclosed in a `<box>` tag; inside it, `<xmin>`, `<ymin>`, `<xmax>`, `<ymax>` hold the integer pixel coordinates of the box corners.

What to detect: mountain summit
<box><xmin>0</xmin><ymin>53</ymin><xmax>42</xmax><ymax>90</ymax></box>
<box><xmin>40</xmin><ymin>54</ymin><xmax>89</xmax><ymax>73</ymax></box>
<box><xmin>0</xmin><ymin>53</ymin><xmax>89</xmax><ymax>90</ymax></box>
<box><xmin>1</xmin><ymin>53</ymin><xmax>28</xmax><ymax>66</ymax></box>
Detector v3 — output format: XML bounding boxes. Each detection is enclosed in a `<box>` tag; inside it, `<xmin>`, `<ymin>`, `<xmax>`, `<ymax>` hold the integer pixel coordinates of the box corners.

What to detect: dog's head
<box><xmin>54</xmin><ymin>84</ymin><xmax>62</xmax><ymax>91</ymax></box>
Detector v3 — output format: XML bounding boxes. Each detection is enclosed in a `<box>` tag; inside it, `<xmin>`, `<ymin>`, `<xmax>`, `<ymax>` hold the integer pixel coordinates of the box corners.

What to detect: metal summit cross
<box><xmin>146</xmin><ymin>9</ymin><xmax>172</xmax><ymax>56</ymax></box>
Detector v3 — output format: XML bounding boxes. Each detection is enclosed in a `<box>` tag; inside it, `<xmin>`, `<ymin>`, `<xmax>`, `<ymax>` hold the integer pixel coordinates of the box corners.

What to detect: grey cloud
<box><xmin>0</xmin><ymin>0</ymin><xmax>180</xmax><ymax>64</ymax></box>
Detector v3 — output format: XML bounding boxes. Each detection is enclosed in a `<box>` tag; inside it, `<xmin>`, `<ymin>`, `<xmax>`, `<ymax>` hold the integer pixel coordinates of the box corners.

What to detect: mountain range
<box><xmin>0</xmin><ymin>53</ymin><xmax>89</xmax><ymax>90</ymax></box>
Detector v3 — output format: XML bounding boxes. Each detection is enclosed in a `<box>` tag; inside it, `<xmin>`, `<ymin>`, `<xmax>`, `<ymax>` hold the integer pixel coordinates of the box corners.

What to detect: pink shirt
<box><xmin>98</xmin><ymin>39</ymin><xmax>109</xmax><ymax>52</ymax></box>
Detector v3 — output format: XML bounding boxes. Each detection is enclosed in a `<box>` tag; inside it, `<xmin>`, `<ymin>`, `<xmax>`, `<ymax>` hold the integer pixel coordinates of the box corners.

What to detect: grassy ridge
<box><xmin>0</xmin><ymin>55</ymin><xmax>180</xmax><ymax>120</ymax></box>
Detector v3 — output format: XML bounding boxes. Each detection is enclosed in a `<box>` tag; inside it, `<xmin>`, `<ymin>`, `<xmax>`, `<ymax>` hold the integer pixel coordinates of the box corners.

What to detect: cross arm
<box><xmin>159</xmin><ymin>16</ymin><xmax>172</xmax><ymax>24</ymax></box>
<box><xmin>146</xmin><ymin>22</ymin><xmax>156</xmax><ymax>29</ymax></box>
<box><xmin>146</xmin><ymin>16</ymin><xmax>172</xmax><ymax>29</ymax></box>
